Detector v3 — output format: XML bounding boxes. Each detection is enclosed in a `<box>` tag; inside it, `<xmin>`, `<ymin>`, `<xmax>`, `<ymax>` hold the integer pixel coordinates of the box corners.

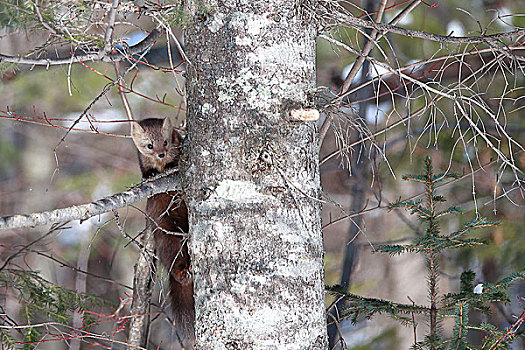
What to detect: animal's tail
<box><xmin>169</xmin><ymin>274</ymin><xmax>195</xmax><ymax>340</ymax></box>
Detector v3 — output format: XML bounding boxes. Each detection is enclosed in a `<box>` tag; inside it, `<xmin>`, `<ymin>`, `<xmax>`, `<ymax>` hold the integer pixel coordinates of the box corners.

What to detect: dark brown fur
<box><xmin>131</xmin><ymin>118</ymin><xmax>194</xmax><ymax>338</ymax></box>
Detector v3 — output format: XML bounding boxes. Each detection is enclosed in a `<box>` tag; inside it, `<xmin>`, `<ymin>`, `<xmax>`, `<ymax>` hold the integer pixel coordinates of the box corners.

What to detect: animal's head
<box><xmin>131</xmin><ymin>117</ymin><xmax>182</xmax><ymax>170</ymax></box>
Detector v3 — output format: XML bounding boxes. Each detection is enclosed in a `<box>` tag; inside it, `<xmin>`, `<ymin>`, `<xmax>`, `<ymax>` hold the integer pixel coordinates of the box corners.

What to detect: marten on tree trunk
<box><xmin>131</xmin><ymin>117</ymin><xmax>194</xmax><ymax>339</ymax></box>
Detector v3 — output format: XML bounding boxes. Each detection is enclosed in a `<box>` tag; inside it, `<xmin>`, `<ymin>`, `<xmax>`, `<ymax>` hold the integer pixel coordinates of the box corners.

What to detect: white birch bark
<box><xmin>183</xmin><ymin>1</ymin><xmax>327</xmax><ymax>348</ymax></box>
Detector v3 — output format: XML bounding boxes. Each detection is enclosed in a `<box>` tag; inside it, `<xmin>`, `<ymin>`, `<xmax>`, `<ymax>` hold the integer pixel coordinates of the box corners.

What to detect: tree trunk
<box><xmin>183</xmin><ymin>1</ymin><xmax>327</xmax><ymax>348</ymax></box>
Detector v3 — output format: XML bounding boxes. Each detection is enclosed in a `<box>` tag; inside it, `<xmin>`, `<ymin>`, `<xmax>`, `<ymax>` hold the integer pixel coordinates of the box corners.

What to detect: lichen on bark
<box><xmin>183</xmin><ymin>1</ymin><xmax>327</xmax><ymax>348</ymax></box>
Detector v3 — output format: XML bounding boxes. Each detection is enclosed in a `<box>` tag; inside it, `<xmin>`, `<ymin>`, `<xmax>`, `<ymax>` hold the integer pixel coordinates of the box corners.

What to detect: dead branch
<box><xmin>0</xmin><ymin>169</ymin><xmax>181</xmax><ymax>230</ymax></box>
<box><xmin>323</xmin><ymin>7</ymin><xmax>525</xmax><ymax>45</ymax></box>
<box><xmin>339</xmin><ymin>0</ymin><xmax>419</xmax><ymax>93</ymax></box>
<box><xmin>103</xmin><ymin>0</ymin><xmax>120</xmax><ymax>56</ymax></box>
<box><xmin>0</xmin><ymin>28</ymin><xmax>161</xmax><ymax>66</ymax></box>
<box><xmin>127</xmin><ymin>226</ymin><xmax>155</xmax><ymax>350</ymax></box>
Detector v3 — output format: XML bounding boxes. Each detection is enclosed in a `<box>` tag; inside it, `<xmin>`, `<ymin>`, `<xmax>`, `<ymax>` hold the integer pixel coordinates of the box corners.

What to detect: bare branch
<box><xmin>320</xmin><ymin>34</ymin><xmax>524</xmax><ymax>175</ymax></box>
<box><xmin>320</xmin><ymin>0</ymin><xmax>420</xmax><ymax>142</ymax></box>
<box><xmin>0</xmin><ymin>28</ymin><xmax>162</xmax><ymax>66</ymax></box>
<box><xmin>339</xmin><ymin>0</ymin><xmax>392</xmax><ymax>93</ymax></box>
<box><xmin>103</xmin><ymin>0</ymin><xmax>120</xmax><ymax>55</ymax></box>
<box><xmin>32</xmin><ymin>0</ymin><xmax>57</xmax><ymax>34</ymax></box>
<box><xmin>0</xmin><ymin>170</ymin><xmax>181</xmax><ymax>230</ymax></box>
<box><xmin>150</xmin><ymin>12</ymin><xmax>192</xmax><ymax>66</ymax></box>
<box><xmin>127</xmin><ymin>226</ymin><xmax>155</xmax><ymax>349</ymax></box>
<box><xmin>113</xmin><ymin>61</ymin><xmax>135</xmax><ymax>122</ymax></box>
<box><xmin>55</xmin><ymin>33</ymin><xmax>161</xmax><ymax>149</ymax></box>
<box><xmin>327</xmin><ymin>9</ymin><xmax>525</xmax><ymax>45</ymax></box>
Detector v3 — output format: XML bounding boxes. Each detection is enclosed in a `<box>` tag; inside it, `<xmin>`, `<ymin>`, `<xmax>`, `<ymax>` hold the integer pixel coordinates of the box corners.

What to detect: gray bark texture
<box><xmin>183</xmin><ymin>1</ymin><xmax>327</xmax><ymax>349</ymax></box>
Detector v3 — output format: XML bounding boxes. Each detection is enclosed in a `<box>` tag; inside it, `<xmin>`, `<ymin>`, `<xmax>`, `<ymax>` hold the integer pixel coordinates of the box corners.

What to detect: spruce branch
<box><xmin>329</xmin><ymin>157</ymin><xmax>524</xmax><ymax>348</ymax></box>
<box><xmin>441</xmin><ymin>270</ymin><xmax>525</xmax><ymax>349</ymax></box>
<box><xmin>381</xmin><ymin>156</ymin><xmax>514</xmax><ymax>348</ymax></box>
<box><xmin>0</xmin><ymin>269</ymin><xmax>105</xmax><ymax>327</ymax></box>
<box><xmin>483</xmin><ymin>271</ymin><xmax>525</xmax><ymax>297</ymax></box>
<box><xmin>435</xmin><ymin>207</ymin><xmax>462</xmax><ymax>219</ymax></box>
<box><xmin>445</xmin><ymin>218</ymin><xmax>499</xmax><ymax>239</ymax></box>
<box><xmin>327</xmin><ymin>286</ymin><xmax>429</xmax><ymax>325</ymax></box>
<box><xmin>377</xmin><ymin>235</ymin><xmax>487</xmax><ymax>255</ymax></box>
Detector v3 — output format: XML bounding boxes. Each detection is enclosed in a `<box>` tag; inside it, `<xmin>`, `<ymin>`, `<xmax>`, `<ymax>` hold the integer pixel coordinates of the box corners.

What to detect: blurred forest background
<box><xmin>0</xmin><ymin>0</ymin><xmax>524</xmax><ymax>349</ymax></box>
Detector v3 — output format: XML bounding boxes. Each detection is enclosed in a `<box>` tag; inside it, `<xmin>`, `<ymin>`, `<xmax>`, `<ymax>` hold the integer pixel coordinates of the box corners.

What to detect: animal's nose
<box><xmin>158</xmin><ymin>153</ymin><xmax>165</xmax><ymax>158</ymax></box>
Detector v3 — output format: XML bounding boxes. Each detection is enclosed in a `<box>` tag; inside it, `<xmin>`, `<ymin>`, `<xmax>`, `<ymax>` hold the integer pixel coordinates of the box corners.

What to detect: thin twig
<box><xmin>55</xmin><ymin>29</ymin><xmax>161</xmax><ymax>149</ymax></box>
<box><xmin>319</xmin><ymin>0</ymin><xmax>419</xmax><ymax>145</ymax></box>
<box><xmin>113</xmin><ymin>61</ymin><xmax>134</xmax><ymax>122</ymax></box>
<box><xmin>320</xmin><ymin>34</ymin><xmax>524</xmax><ymax>175</ymax></box>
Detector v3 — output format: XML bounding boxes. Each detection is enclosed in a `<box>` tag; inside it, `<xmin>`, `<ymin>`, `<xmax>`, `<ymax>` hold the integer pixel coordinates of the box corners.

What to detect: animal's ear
<box><xmin>161</xmin><ymin>117</ymin><xmax>173</xmax><ymax>139</ymax></box>
<box><xmin>130</xmin><ymin>121</ymin><xmax>146</xmax><ymax>146</ymax></box>
<box><xmin>172</xmin><ymin>129</ymin><xmax>183</xmax><ymax>144</ymax></box>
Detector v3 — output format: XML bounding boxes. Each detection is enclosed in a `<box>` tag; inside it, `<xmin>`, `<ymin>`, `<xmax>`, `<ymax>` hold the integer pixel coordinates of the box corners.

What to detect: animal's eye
<box><xmin>147</xmin><ymin>144</ymin><xmax>153</xmax><ymax>149</ymax></box>
<box><xmin>163</xmin><ymin>140</ymin><xmax>168</xmax><ymax>146</ymax></box>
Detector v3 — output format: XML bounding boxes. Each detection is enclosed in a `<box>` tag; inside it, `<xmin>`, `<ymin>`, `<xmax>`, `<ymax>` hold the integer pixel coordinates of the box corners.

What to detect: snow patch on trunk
<box><xmin>213</xmin><ymin>179</ymin><xmax>270</xmax><ymax>203</ymax></box>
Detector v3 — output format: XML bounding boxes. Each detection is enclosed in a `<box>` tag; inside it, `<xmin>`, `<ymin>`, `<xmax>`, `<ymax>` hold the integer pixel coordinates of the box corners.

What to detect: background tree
<box><xmin>0</xmin><ymin>0</ymin><xmax>524</xmax><ymax>349</ymax></box>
